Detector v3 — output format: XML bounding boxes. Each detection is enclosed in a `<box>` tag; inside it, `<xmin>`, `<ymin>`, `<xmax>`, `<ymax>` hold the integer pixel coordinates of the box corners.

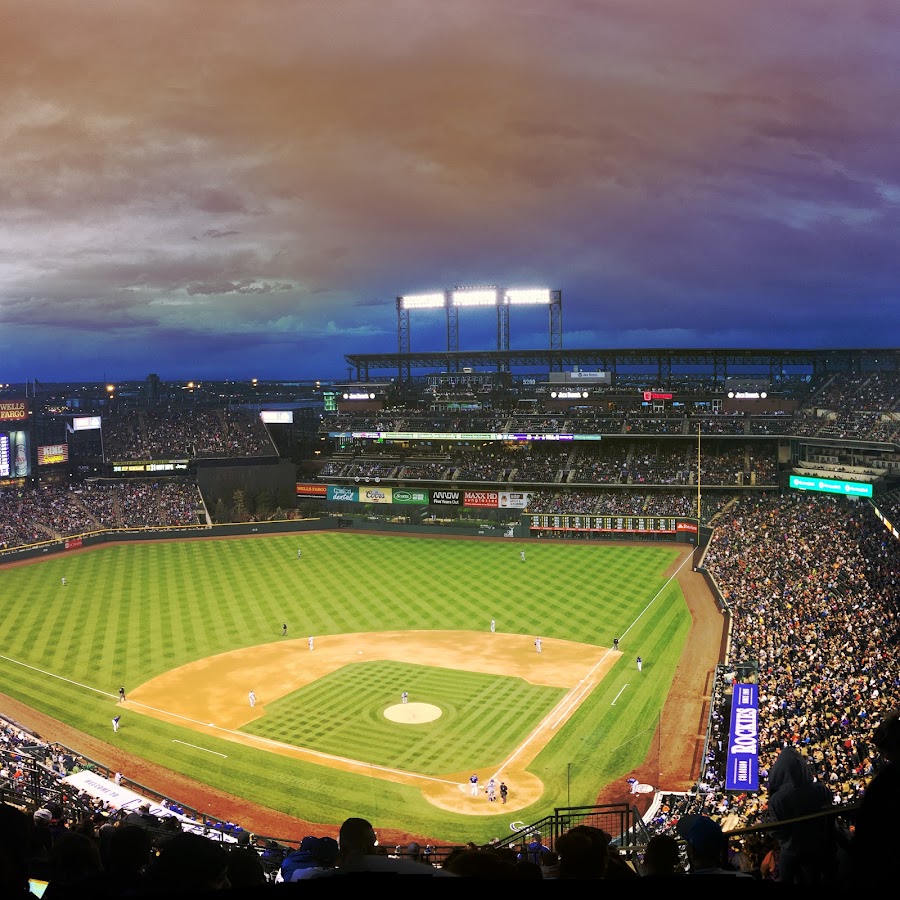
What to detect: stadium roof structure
<box><xmin>344</xmin><ymin>347</ymin><xmax>900</xmax><ymax>386</ymax></box>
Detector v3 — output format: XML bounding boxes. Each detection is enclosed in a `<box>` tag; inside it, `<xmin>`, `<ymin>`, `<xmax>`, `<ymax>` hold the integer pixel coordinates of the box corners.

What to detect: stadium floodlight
<box><xmin>504</xmin><ymin>288</ymin><xmax>551</xmax><ymax>305</ymax></box>
<box><xmin>400</xmin><ymin>293</ymin><xmax>446</xmax><ymax>309</ymax></box>
<box><xmin>451</xmin><ymin>288</ymin><xmax>497</xmax><ymax>307</ymax></box>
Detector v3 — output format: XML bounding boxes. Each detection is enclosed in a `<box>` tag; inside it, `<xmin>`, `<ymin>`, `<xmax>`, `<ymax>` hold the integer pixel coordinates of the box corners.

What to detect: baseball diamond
<box><xmin>0</xmin><ymin>531</ymin><xmax>718</xmax><ymax>844</ymax></box>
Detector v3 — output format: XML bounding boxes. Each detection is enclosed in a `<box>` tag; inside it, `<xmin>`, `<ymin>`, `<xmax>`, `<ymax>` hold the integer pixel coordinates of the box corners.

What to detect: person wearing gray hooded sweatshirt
<box><xmin>764</xmin><ymin>745</ymin><xmax>838</xmax><ymax>884</ymax></box>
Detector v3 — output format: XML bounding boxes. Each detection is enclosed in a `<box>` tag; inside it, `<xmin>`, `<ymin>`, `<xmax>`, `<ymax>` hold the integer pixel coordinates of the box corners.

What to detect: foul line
<box><xmin>0</xmin><ymin>654</ymin><xmax>117</xmax><ymax>700</ymax></box>
<box><xmin>611</xmin><ymin>684</ymin><xmax>629</xmax><ymax>705</ymax></box>
<box><xmin>0</xmin><ymin>653</ymin><xmax>458</xmax><ymax>789</ymax></box>
<box><xmin>172</xmin><ymin>739</ymin><xmax>227</xmax><ymax>757</ymax></box>
<box><xmin>495</xmin><ymin>546</ymin><xmax>697</xmax><ymax>777</ymax></box>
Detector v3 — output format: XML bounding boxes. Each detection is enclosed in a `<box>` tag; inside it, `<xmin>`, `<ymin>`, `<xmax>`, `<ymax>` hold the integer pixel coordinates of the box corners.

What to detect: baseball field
<box><xmin>0</xmin><ymin>531</ymin><xmax>700</xmax><ymax>844</ymax></box>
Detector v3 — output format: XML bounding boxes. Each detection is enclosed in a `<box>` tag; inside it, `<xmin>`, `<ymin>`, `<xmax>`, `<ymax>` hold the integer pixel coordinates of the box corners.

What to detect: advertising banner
<box><xmin>789</xmin><ymin>473</ymin><xmax>873</xmax><ymax>498</ymax></box>
<box><xmin>296</xmin><ymin>483</ymin><xmax>328</xmax><ymax>497</ymax></box>
<box><xmin>38</xmin><ymin>444</ymin><xmax>69</xmax><ymax>466</ymax></box>
<box><xmin>499</xmin><ymin>491</ymin><xmax>532</xmax><ymax>509</ymax></box>
<box><xmin>463</xmin><ymin>490</ymin><xmax>499</xmax><ymax>508</ymax></box>
<box><xmin>430</xmin><ymin>489</ymin><xmax>462</xmax><ymax>506</ymax></box>
<box><xmin>72</xmin><ymin>416</ymin><xmax>102</xmax><ymax>431</ymax></box>
<box><xmin>12</xmin><ymin>431</ymin><xmax>28</xmax><ymax>477</ymax></box>
<box><xmin>60</xmin><ymin>771</ymin><xmax>237</xmax><ymax>842</ymax></box>
<box><xmin>0</xmin><ymin>400</ymin><xmax>28</xmax><ymax>422</ymax></box>
<box><xmin>676</xmin><ymin>521</ymin><xmax>699</xmax><ymax>533</ymax></box>
<box><xmin>327</xmin><ymin>485</ymin><xmax>359</xmax><ymax>503</ymax></box>
<box><xmin>725</xmin><ymin>682</ymin><xmax>760</xmax><ymax>791</ymax></box>
<box><xmin>360</xmin><ymin>485</ymin><xmax>392</xmax><ymax>504</ymax></box>
<box><xmin>391</xmin><ymin>488</ymin><xmax>429</xmax><ymax>505</ymax></box>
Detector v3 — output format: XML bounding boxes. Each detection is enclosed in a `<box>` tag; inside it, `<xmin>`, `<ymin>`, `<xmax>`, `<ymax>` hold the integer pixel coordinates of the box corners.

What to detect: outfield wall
<box><xmin>0</xmin><ymin>516</ymin><xmax>513</xmax><ymax>566</ymax></box>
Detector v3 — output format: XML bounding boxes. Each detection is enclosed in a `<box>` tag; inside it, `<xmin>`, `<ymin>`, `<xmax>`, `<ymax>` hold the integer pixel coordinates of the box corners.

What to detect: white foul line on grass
<box><xmin>0</xmin><ymin>655</ymin><xmax>117</xmax><ymax>700</ymax></box>
<box><xmin>611</xmin><ymin>684</ymin><xmax>629</xmax><ymax>705</ymax></box>
<box><xmin>172</xmin><ymin>740</ymin><xmax>227</xmax><ymax>757</ymax></box>
<box><xmin>498</xmin><ymin>546</ymin><xmax>697</xmax><ymax>774</ymax></box>
<box><xmin>0</xmin><ymin>653</ymin><xmax>459</xmax><ymax>789</ymax></box>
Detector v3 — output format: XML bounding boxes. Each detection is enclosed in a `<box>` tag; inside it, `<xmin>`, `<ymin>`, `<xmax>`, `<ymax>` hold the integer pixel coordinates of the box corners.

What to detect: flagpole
<box><xmin>696</xmin><ymin>423</ymin><xmax>701</xmax><ymax>520</ymax></box>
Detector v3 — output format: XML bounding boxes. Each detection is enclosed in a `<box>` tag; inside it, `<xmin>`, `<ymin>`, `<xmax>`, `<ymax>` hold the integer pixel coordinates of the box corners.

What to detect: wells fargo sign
<box><xmin>0</xmin><ymin>400</ymin><xmax>28</xmax><ymax>422</ymax></box>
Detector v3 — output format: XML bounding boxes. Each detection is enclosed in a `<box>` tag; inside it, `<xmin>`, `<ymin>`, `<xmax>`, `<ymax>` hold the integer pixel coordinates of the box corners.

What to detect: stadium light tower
<box><xmin>397</xmin><ymin>292</ymin><xmax>446</xmax><ymax>382</ymax></box>
<box><xmin>394</xmin><ymin>283</ymin><xmax>563</xmax><ymax>379</ymax></box>
<box><xmin>502</xmin><ymin>287</ymin><xmax>561</xmax><ymax>368</ymax></box>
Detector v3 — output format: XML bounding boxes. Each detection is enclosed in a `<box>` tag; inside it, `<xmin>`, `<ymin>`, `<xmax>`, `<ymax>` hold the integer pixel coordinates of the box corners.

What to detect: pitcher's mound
<box><xmin>384</xmin><ymin>702</ymin><xmax>442</xmax><ymax>724</ymax></box>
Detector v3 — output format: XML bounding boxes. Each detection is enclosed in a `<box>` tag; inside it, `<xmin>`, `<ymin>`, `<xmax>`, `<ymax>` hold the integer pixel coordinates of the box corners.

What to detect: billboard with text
<box><xmin>359</xmin><ymin>486</ymin><xmax>392</xmax><ymax>504</ymax></box>
<box><xmin>391</xmin><ymin>489</ymin><xmax>429</xmax><ymax>505</ymax></box>
<box><xmin>327</xmin><ymin>485</ymin><xmax>359</xmax><ymax>503</ymax></box>
<box><xmin>0</xmin><ymin>400</ymin><xmax>28</xmax><ymax>422</ymax></box>
<box><xmin>430</xmin><ymin>489</ymin><xmax>462</xmax><ymax>506</ymax></box>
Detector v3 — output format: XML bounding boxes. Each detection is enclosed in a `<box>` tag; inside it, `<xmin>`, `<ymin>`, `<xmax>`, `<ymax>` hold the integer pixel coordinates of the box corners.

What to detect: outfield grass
<box><xmin>0</xmin><ymin>532</ymin><xmax>691</xmax><ymax>843</ymax></box>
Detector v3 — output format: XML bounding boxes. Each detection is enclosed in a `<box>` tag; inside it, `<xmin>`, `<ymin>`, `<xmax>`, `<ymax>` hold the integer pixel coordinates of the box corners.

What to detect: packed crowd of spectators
<box><xmin>1</xmin><ymin>714</ymin><xmax>276</xmax><ymax>894</ymax></box>
<box><xmin>648</xmin><ymin>493</ymin><xmax>900</xmax><ymax>851</ymax></box>
<box><xmin>399</xmin><ymin>461</ymin><xmax>452</xmax><ymax>479</ymax></box>
<box><xmin>101</xmin><ymin>408</ymin><xmax>276</xmax><ymax>461</ymax></box>
<box><xmin>525</xmin><ymin>489</ymin><xmax>731</xmax><ymax>522</ymax></box>
<box><xmin>317</xmin><ymin>440</ymin><xmax>781</xmax><ymax>488</ymax></box>
<box><xmin>0</xmin><ymin>481</ymin><xmax>203</xmax><ymax>550</ymax></box>
<box><xmin>317</xmin><ymin>368</ymin><xmax>900</xmax><ymax>442</ymax></box>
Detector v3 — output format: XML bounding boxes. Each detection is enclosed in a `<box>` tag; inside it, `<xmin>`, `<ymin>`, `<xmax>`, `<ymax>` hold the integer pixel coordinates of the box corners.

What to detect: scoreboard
<box><xmin>0</xmin><ymin>433</ymin><xmax>9</xmax><ymax>478</ymax></box>
<box><xmin>527</xmin><ymin>514</ymin><xmax>678</xmax><ymax>533</ymax></box>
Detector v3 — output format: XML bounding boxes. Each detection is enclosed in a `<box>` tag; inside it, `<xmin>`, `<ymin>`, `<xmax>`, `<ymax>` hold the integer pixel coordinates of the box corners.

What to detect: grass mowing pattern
<box><xmin>244</xmin><ymin>660</ymin><xmax>565</xmax><ymax>774</ymax></box>
<box><xmin>0</xmin><ymin>532</ymin><xmax>692</xmax><ymax>842</ymax></box>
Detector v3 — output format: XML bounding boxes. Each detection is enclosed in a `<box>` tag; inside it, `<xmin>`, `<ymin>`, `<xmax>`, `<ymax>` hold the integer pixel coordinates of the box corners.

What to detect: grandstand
<box><xmin>1</xmin><ymin>351</ymin><xmax>899</xmax><ymax>886</ymax></box>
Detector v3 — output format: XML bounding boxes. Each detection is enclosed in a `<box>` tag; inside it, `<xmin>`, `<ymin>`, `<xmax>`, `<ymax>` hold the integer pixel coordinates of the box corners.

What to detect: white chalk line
<box><xmin>493</xmin><ymin>547</ymin><xmax>696</xmax><ymax>778</ymax></box>
<box><xmin>172</xmin><ymin>739</ymin><xmax>227</xmax><ymax>757</ymax></box>
<box><xmin>0</xmin><ymin>653</ymin><xmax>459</xmax><ymax>788</ymax></box>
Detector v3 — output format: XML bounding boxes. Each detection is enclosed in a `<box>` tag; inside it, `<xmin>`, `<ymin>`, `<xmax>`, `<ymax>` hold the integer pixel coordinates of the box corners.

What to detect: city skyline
<box><xmin>2</xmin><ymin>1</ymin><xmax>899</xmax><ymax>383</ymax></box>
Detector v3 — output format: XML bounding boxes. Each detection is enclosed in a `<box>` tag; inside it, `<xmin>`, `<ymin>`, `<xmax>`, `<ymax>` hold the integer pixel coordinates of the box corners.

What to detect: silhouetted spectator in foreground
<box><xmin>140</xmin><ymin>832</ymin><xmax>231</xmax><ymax>893</ymax></box>
<box><xmin>442</xmin><ymin>848</ymin><xmax>519</xmax><ymax>879</ymax></box>
<box><xmin>849</xmin><ymin>708</ymin><xmax>900</xmax><ymax>886</ymax></box>
<box><xmin>641</xmin><ymin>832</ymin><xmax>683</xmax><ymax>878</ymax></box>
<box><xmin>308</xmin><ymin>817</ymin><xmax>455</xmax><ymax>878</ymax></box>
<box><xmin>225</xmin><ymin>846</ymin><xmax>267</xmax><ymax>890</ymax></box>
<box><xmin>539</xmin><ymin>848</ymin><xmax>560</xmax><ymax>879</ymax></box>
<box><xmin>0</xmin><ymin>803</ymin><xmax>31</xmax><ymax>897</ymax></box>
<box><xmin>98</xmin><ymin>824</ymin><xmax>153</xmax><ymax>895</ymax></box>
<box><xmin>680</xmin><ymin>815</ymin><xmax>752</xmax><ymax>878</ymax></box>
<box><xmin>555</xmin><ymin>826</ymin><xmax>608</xmax><ymax>879</ymax></box>
<box><xmin>42</xmin><ymin>831</ymin><xmax>103</xmax><ymax>899</ymax></box>
<box><xmin>278</xmin><ymin>836</ymin><xmax>339</xmax><ymax>882</ymax></box>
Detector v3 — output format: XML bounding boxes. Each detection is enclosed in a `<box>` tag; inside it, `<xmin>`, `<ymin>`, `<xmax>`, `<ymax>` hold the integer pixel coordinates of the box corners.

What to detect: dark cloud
<box><xmin>0</xmin><ymin>0</ymin><xmax>897</xmax><ymax>381</ymax></box>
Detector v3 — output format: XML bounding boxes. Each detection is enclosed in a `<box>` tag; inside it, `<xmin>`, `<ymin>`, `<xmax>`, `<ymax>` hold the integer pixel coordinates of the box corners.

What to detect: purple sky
<box><xmin>2</xmin><ymin>1</ymin><xmax>899</xmax><ymax>383</ymax></box>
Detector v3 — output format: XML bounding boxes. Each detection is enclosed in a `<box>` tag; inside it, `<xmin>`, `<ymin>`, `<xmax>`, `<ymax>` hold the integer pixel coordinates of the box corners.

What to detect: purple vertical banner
<box><xmin>725</xmin><ymin>682</ymin><xmax>759</xmax><ymax>791</ymax></box>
